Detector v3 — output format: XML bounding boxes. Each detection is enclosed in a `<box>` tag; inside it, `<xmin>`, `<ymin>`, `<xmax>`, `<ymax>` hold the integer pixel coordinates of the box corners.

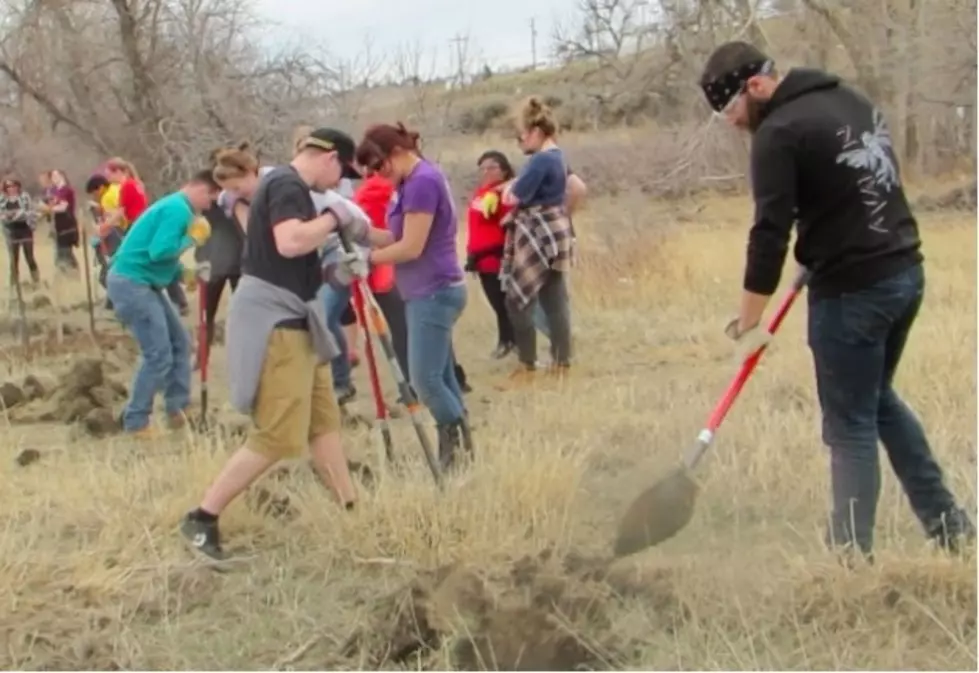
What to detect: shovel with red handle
<box><xmin>613</xmin><ymin>268</ymin><xmax>812</xmax><ymax>557</ymax></box>
<box><xmin>196</xmin><ymin>261</ymin><xmax>212</xmax><ymax>430</ymax></box>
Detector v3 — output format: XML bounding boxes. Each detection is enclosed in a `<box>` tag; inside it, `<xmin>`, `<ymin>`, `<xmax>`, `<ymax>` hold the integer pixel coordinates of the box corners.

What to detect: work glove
<box><xmin>182</xmin><ymin>265</ymin><xmax>198</xmax><ymax>293</ymax></box>
<box><xmin>479</xmin><ymin>190</ymin><xmax>500</xmax><ymax>218</ymax></box>
<box><xmin>188</xmin><ymin>216</ymin><xmax>211</xmax><ymax>246</ymax></box>
<box><xmin>724</xmin><ymin>317</ymin><xmax>772</xmax><ymax>362</ymax></box>
<box><xmin>319</xmin><ymin>192</ymin><xmax>371</xmax><ymax>245</ymax></box>
<box><xmin>323</xmin><ymin>250</ymin><xmax>368</xmax><ymax>290</ymax></box>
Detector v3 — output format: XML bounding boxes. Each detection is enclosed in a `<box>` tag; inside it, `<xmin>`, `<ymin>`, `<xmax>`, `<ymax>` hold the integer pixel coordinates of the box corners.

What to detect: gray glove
<box><xmin>318</xmin><ymin>191</ymin><xmax>370</xmax><ymax>246</ymax></box>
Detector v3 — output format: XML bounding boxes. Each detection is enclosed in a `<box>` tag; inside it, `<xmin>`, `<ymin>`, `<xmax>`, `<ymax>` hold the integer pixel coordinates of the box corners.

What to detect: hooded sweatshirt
<box><xmin>746</xmin><ymin>68</ymin><xmax>922</xmax><ymax>300</ymax></box>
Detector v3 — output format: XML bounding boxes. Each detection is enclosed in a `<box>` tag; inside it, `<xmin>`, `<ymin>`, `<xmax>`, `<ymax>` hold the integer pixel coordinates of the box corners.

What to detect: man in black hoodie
<box><xmin>699</xmin><ymin>41</ymin><xmax>973</xmax><ymax>558</ymax></box>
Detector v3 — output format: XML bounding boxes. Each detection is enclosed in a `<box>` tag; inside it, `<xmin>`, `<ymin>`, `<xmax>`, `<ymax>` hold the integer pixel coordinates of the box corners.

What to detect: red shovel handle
<box><xmin>704</xmin><ymin>269</ymin><xmax>811</xmax><ymax>433</ymax></box>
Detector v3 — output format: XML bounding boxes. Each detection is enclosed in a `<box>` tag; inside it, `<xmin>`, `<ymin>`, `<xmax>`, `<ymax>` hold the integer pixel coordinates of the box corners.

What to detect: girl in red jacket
<box><xmin>353</xmin><ymin>171</ymin><xmax>410</xmax><ymax>382</ymax></box>
<box><xmin>466</xmin><ymin>150</ymin><xmax>515</xmax><ymax>358</ymax></box>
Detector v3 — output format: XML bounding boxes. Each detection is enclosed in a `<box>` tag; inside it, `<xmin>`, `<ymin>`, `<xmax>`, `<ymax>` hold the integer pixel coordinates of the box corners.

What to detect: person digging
<box><xmin>105</xmin><ymin>170</ymin><xmax>218</xmax><ymax>438</ymax></box>
<box><xmin>179</xmin><ymin>128</ymin><xmax>386</xmax><ymax>560</ymax></box>
<box><xmin>700</xmin><ymin>41</ymin><xmax>974</xmax><ymax>560</ymax></box>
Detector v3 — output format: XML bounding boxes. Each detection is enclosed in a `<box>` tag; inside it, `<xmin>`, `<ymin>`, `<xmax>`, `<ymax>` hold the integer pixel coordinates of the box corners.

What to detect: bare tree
<box><xmin>392</xmin><ymin>39</ymin><xmax>441</xmax><ymax>129</ymax></box>
<box><xmin>0</xmin><ymin>0</ymin><xmax>377</xmax><ymax>191</ymax></box>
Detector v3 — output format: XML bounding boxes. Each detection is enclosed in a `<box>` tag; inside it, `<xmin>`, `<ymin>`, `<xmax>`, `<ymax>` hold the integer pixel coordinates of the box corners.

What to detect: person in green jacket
<box><xmin>106</xmin><ymin>169</ymin><xmax>218</xmax><ymax>437</ymax></box>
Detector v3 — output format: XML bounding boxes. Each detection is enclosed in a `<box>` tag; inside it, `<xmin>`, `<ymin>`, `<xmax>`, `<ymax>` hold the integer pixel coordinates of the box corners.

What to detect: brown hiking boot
<box><xmin>127</xmin><ymin>425</ymin><xmax>163</xmax><ymax>441</ymax></box>
<box><xmin>495</xmin><ymin>365</ymin><xmax>538</xmax><ymax>391</ymax></box>
<box><xmin>167</xmin><ymin>409</ymin><xmax>191</xmax><ymax>430</ymax></box>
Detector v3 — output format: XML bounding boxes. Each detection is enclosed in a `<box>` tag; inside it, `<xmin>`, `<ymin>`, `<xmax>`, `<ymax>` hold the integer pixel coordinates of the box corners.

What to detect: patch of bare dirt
<box><xmin>4</xmin><ymin>359</ymin><xmax>128</xmax><ymax>436</ymax></box>
<box><xmin>344</xmin><ymin>549</ymin><xmax>688</xmax><ymax>671</ymax></box>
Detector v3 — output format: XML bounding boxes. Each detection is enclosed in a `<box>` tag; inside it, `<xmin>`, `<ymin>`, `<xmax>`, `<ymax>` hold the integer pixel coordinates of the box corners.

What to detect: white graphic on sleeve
<box><xmin>835</xmin><ymin>108</ymin><xmax>900</xmax><ymax>234</ymax></box>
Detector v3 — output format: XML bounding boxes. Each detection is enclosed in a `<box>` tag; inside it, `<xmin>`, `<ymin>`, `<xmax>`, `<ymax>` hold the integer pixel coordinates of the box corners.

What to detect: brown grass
<box><xmin>0</xmin><ymin>189</ymin><xmax>974</xmax><ymax>670</ymax></box>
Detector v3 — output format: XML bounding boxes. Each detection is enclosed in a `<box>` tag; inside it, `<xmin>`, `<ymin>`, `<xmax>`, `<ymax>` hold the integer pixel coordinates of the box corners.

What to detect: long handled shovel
<box><xmin>196</xmin><ymin>261</ymin><xmax>212</xmax><ymax>430</ymax></box>
<box><xmin>79</xmin><ymin>220</ymin><xmax>96</xmax><ymax>336</ymax></box>
<box><xmin>613</xmin><ymin>268</ymin><xmax>812</xmax><ymax>557</ymax></box>
<box><xmin>352</xmin><ymin>280</ymin><xmax>395</xmax><ymax>464</ymax></box>
<box><xmin>334</xmin><ymin>229</ymin><xmax>442</xmax><ymax>487</ymax></box>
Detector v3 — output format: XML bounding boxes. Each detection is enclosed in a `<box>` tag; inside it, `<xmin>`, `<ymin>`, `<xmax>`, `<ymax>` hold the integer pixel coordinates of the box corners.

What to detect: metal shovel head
<box><xmin>612</xmin><ymin>465</ymin><xmax>700</xmax><ymax>557</ymax></box>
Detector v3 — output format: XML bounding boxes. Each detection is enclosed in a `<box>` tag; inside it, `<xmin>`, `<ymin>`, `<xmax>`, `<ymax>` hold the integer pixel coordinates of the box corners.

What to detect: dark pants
<box><xmin>6</xmin><ymin>225</ymin><xmax>39</xmax><ymax>281</ymax></box>
<box><xmin>808</xmin><ymin>263</ymin><xmax>970</xmax><ymax>555</ymax></box>
<box><xmin>203</xmin><ymin>274</ymin><xmax>239</xmax><ymax>346</ymax></box>
<box><xmin>509</xmin><ymin>270</ymin><xmax>572</xmax><ymax>368</ymax></box>
<box><xmin>373</xmin><ymin>288</ymin><xmax>410</xmax><ymax>381</ymax></box>
<box><xmin>55</xmin><ymin>244</ymin><xmax>79</xmax><ymax>271</ymax></box>
<box><xmin>478</xmin><ymin>271</ymin><xmax>514</xmax><ymax>347</ymax></box>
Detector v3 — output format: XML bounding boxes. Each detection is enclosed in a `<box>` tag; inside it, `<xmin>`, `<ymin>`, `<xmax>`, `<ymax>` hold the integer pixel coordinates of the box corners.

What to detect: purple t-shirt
<box><xmin>387</xmin><ymin>159</ymin><xmax>463</xmax><ymax>300</ymax></box>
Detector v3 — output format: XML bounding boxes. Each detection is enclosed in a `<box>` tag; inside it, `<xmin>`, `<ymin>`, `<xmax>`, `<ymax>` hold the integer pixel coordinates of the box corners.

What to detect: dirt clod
<box><xmin>22</xmin><ymin>374</ymin><xmax>48</xmax><ymax>400</ymax></box>
<box><xmin>30</xmin><ymin>295</ymin><xmax>53</xmax><ymax>310</ymax></box>
<box><xmin>15</xmin><ymin>448</ymin><xmax>41</xmax><ymax>466</ymax></box>
<box><xmin>0</xmin><ymin>382</ymin><xmax>26</xmax><ymax>409</ymax></box>
<box><xmin>9</xmin><ymin>359</ymin><xmax>128</xmax><ymax>434</ymax></box>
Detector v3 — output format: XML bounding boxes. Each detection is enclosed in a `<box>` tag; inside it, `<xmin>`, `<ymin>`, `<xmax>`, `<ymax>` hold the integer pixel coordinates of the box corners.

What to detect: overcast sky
<box><xmin>252</xmin><ymin>0</ymin><xmax>578</xmax><ymax>78</ymax></box>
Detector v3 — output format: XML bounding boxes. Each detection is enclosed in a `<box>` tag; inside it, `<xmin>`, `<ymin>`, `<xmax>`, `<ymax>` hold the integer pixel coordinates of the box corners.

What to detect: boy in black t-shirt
<box><xmin>180</xmin><ymin>128</ymin><xmax>387</xmax><ymax>560</ymax></box>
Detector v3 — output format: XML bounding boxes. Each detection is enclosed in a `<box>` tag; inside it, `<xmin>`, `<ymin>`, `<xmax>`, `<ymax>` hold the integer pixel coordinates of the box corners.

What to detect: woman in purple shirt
<box><xmin>356</xmin><ymin>123</ymin><xmax>472</xmax><ymax>470</ymax></box>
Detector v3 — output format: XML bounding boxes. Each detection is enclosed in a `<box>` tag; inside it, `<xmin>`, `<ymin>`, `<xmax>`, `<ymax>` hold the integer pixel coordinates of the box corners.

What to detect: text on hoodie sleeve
<box><xmin>744</xmin><ymin>123</ymin><xmax>798</xmax><ymax>295</ymax></box>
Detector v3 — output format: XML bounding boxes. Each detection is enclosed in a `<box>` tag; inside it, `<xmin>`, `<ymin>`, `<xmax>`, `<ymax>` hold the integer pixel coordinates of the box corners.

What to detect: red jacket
<box><xmin>466</xmin><ymin>182</ymin><xmax>513</xmax><ymax>275</ymax></box>
<box><xmin>353</xmin><ymin>174</ymin><xmax>396</xmax><ymax>293</ymax></box>
<box><xmin>118</xmin><ymin>178</ymin><xmax>148</xmax><ymax>223</ymax></box>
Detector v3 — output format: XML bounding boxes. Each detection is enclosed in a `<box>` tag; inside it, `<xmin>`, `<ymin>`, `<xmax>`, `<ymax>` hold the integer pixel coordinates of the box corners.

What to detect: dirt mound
<box><xmin>5</xmin><ymin>359</ymin><xmax>127</xmax><ymax>435</ymax></box>
<box><xmin>344</xmin><ymin>549</ymin><xmax>686</xmax><ymax>670</ymax></box>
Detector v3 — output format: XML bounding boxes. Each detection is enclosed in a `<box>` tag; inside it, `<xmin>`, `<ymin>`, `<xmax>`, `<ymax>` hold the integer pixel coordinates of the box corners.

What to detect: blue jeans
<box><xmin>808</xmin><ymin>264</ymin><xmax>966</xmax><ymax>554</ymax></box>
<box><xmin>106</xmin><ymin>272</ymin><xmax>192</xmax><ymax>431</ymax></box>
<box><xmin>319</xmin><ymin>284</ymin><xmax>353</xmax><ymax>390</ymax></box>
<box><xmin>405</xmin><ymin>284</ymin><xmax>467</xmax><ymax>425</ymax></box>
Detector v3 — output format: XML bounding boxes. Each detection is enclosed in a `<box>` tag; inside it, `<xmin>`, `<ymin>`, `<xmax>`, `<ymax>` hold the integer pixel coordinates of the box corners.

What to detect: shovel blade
<box><xmin>612</xmin><ymin>466</ymin><xmax>699</xmax><ymax>557</ymax></box>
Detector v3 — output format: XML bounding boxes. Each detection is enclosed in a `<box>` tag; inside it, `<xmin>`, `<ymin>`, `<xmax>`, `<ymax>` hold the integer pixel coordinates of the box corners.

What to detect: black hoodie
<box><xmin>745</xmin><ymin>68</ymin><xmax>922</xmax><ymax>299</ymax></box>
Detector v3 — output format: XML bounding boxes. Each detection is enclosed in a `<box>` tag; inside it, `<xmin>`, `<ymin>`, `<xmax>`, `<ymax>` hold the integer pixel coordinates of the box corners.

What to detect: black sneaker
<box><xmin>336</xmin><ymin>384</ymin><xmax>357</xmax><ymax>406</ymax></box>
<box><xmin>180</xmin><ymin>512</ymin><xmax>225</xmax><ymax>560</ymax></box>
<box><xmin>928</xmin><ymin>508</ymin><xmax>976</xmax><ymax>554</ymax></box>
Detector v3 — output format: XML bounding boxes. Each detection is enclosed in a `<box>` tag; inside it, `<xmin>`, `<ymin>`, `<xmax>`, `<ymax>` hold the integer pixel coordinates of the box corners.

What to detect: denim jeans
<box><xmin>808</xmin><ymin>263</ymin><xmax>967</xmax><ymax>554</ymax></box>
<box><xmin>319</xmin><ymin>283</ymin><xmax>353</xmax><ymax>390</ymax></box>
<box><xmin>405</xmin><ymin>284</ymin><xmax>467</xmax><ymax>425</ymax></box>
<box><xmin>106</xmin><ymin>272</ymin><xmax>192</xmax><ymax>431</ymax></box>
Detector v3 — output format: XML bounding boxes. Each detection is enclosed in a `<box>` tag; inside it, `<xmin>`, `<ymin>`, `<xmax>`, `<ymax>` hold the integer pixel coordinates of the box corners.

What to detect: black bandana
<box><xmin>702</xmin><ymin>60</ymin><xmax>774</xmax><ymax>112</ymax></box>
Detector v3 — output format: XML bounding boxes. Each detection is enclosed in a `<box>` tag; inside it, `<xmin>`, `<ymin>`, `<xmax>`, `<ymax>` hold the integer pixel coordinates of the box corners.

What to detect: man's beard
<box><xmin>745</xmin><ymin>95</ymin><xmax>767</xmax><ymax>133</ymax></box>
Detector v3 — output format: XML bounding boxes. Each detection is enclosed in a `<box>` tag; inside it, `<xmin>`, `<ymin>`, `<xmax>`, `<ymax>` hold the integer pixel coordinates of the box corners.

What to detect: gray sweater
<box><xmin>225</xmin><ymin>274</ymin><xmax>338</xmax><ymax>414</ymax></box>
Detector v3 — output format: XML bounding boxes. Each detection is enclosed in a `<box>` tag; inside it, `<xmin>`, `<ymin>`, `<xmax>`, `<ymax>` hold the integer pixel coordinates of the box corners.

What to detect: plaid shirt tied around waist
<box><xmin>500</xmin><ymin>204</ymin><xmax>575</xmax><ymax>311</ymax></box>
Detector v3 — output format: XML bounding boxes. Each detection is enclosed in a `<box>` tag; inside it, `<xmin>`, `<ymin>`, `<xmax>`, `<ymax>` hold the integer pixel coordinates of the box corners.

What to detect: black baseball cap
<box><xmin>298</xmin><ymin>128</ymin><xmax>361</xmax><ymax>179</ymax></box>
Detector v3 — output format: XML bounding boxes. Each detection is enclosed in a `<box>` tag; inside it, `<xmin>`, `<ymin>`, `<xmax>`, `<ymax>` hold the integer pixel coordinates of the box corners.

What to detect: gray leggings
<box><xmin>508</xmin><ymin>270</ymin><xmax>572</xmax><ymax>367</ymax></box>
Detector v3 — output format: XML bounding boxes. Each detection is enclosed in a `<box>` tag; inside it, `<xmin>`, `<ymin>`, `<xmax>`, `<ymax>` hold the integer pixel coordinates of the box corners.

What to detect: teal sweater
<box><xmin>110</xmin><ymin>191</ymin><xmax>196</xmax><ymax>287</ymax></box>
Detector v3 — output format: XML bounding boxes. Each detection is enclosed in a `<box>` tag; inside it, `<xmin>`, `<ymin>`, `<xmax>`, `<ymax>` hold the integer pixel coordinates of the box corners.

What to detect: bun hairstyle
<box><xmin>355</xmin><ymin>122</ymin><xmax>422</xmax><ymax>170</ymax></box>
<box><xmin>517</xmin><ymin>95</ymin><xmax>558</xmax><ymax>137</ymax></box>
<box><xmin>212</xmin><ymin>141</ymin><xmax>259</xmax><ymax>181</ymax></box>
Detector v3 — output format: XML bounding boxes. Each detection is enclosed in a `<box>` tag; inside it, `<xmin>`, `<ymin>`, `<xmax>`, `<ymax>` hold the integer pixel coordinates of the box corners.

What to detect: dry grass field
<box><xmin>0</xmin><ymin>188</ymin><xmax>974</xmax><ymax>670</ymax></box>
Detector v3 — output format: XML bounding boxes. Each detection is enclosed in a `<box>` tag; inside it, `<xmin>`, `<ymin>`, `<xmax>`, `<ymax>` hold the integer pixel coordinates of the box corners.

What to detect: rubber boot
<box><xmin>437</xmin><ymin>423</ymin><xmax>461</xmax><ymax>471</ymax></box>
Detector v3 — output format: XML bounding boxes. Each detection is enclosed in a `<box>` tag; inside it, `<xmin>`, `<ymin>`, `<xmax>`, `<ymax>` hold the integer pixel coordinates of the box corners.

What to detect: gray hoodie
<box><xmin>225</xmin><ymin>275</ymin><xmax>336</xmax><ymax>414</ymax></box>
